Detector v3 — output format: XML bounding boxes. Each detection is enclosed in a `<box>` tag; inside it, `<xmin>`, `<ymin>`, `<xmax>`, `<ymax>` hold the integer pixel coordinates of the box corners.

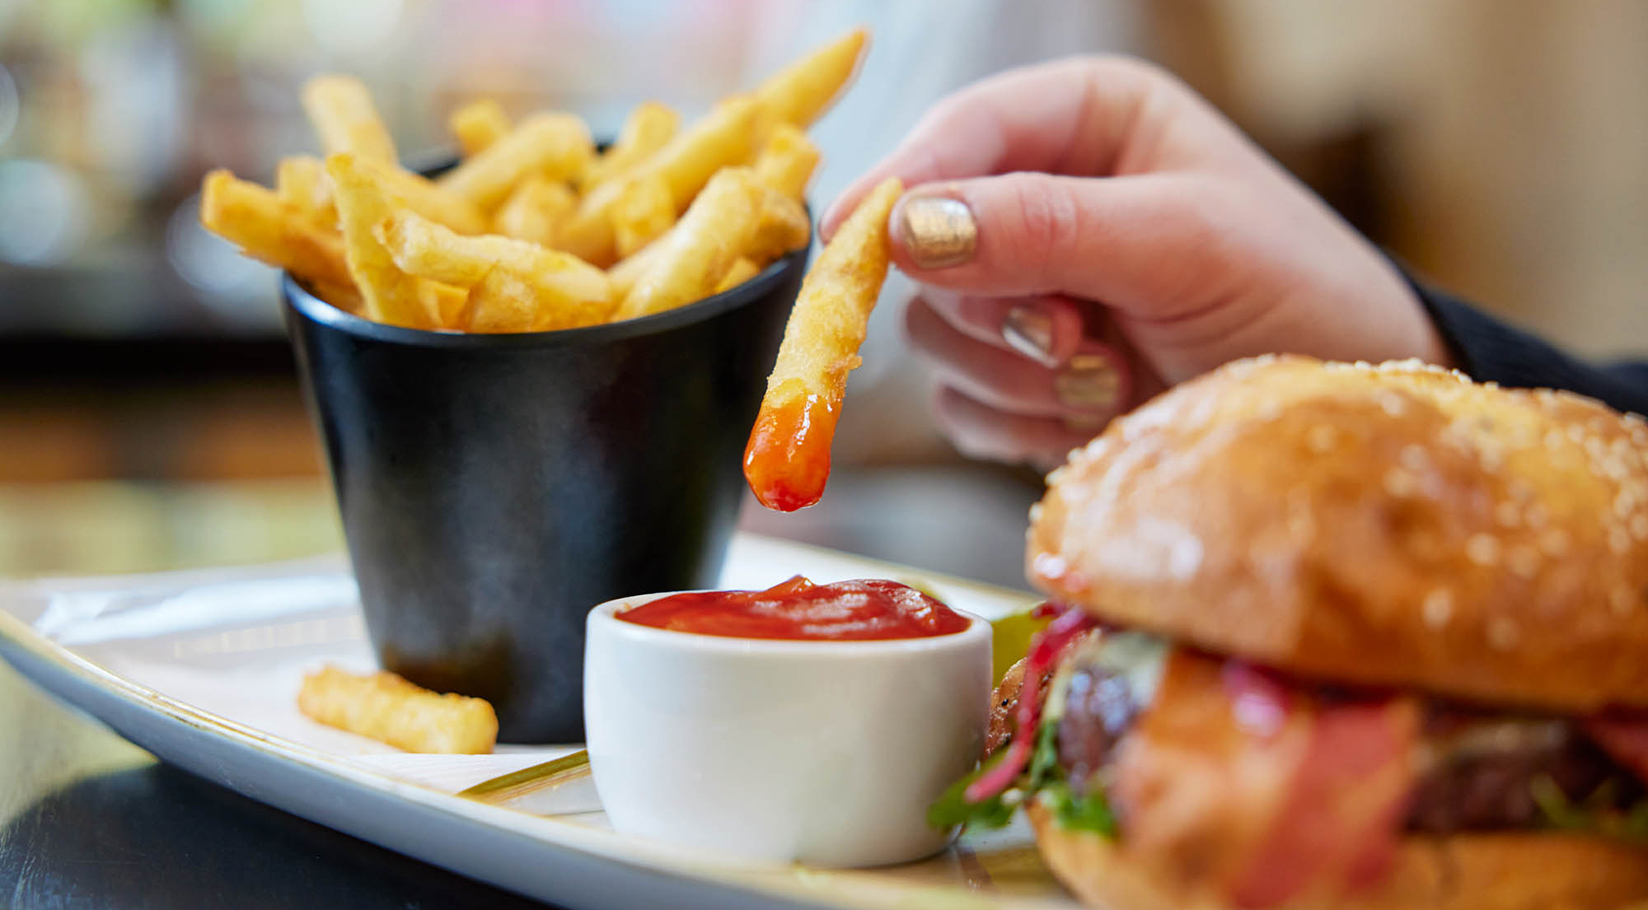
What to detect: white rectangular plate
<box><xmin>0</xmin><ymin>533</ymin><xmax>1081</xmax><ymax>910</ymax></box>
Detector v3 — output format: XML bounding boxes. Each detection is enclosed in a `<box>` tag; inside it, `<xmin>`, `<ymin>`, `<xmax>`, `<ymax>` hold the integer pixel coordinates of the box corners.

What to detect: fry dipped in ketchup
<box><xmin>743</xmin><ymin>177</ymin><xmax>903</xmax><ymax>511</ymax></box>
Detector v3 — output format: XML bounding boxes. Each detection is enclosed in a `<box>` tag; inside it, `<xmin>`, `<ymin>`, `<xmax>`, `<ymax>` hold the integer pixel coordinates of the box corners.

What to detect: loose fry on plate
<box><xmin>199</xmin><ymin>170</ymin><xmax>352</xmax><ymax>288</ymax></box>
<box><xmin>753</xmin><ymin>124</ymin><xmax>821</xmax><ymax>201</ymax></box>
<box><xmin>448</xmin><ymin>98</ymin><xmax>511</xmax><ymax>156</ymax></box>
<box><xmin>494</xmin><ymin>174</ymin><xmax>576</xmax><ymax>246</ymax></box>
<box><xmin>438</xmin><ymin>112</ymin><xmax>594</xmax><ymax>212</ymax></box>
<box><xmin>743</xmin><ymin>176</ymin><xmax>902</xmax><ymax>511</ymax></box>
<box><xmin>327</xmin><ymin>153</ymin><xmax>433</xmax><ymax>328</ymax></box>
<box><xmin>611</xmin><ymin>173</ymin><xmax>675</xmax><ymax>259</ymax></box>
<box><xmin>275</xmin><ymin>155</ymin><xmax>336</xmax><ymax>230</ymax></box>
<box><xmin>713</xmin><ymin>256</ymin><xmax>761</xmax><ymax>294</ymax></box>
<box><xmin>582</xmin><ymin>100</ymin><xmax>679</xmax><ymax>189</ymax></box>
<box><xmin>376</xmin><ymin>209</ymin><xmax>614</xmax><ymax>329</ymax></box>
<box><xmin>558</xmin><ymin>95</ymin><xmax>760</xmax><ymax>266</ymax></box>
<box><xmin>752</xmin><ymin>29</ymin><xmax>868</xmax><ymax>132</ymax></box>
<box><xmin>615</xmin><ymin>166</ymin><xmax>767</xmax><ymax>320</ymax></box>
<box><xmin>302</xmin><ymin>75</ymin><xmax>397</xmax><ymax>164</ymax></box>
<box><xmin>298</xmin><ymin>666</ymin><xmax>497</xmax><ymax>754</ymax></box>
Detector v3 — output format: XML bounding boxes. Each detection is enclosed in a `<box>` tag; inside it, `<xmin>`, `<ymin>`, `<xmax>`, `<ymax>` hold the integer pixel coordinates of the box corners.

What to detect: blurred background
<box><xmin>0</xmin><ymin>0</ymin><xmax>1644</xmax><ymax>585</ymax></box>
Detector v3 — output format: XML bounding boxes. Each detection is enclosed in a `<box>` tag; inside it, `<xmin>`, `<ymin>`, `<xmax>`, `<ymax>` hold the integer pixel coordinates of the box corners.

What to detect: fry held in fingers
<box><xmin>298</xmin><ymin>666</ymin><xmax>497</xmax><ymax>754</ymax></box>
<box><xmin>448</xmin><ymin>98</ymin><xmax>511</xmax><ymax>156</ymax></box>
<box><xmin>302</xmin><ymin>75</ymin><xmax>397</xmax><ymax>164</ymax></box>
<box><xmin>200</xmin><ymin>169</ymin><xmax>352</xmax><ymax>288</ymax></box>
<box><xmin>744</xmin><ymin>176</ymin><xmax>903</xmax><ymax>511</ymax></box>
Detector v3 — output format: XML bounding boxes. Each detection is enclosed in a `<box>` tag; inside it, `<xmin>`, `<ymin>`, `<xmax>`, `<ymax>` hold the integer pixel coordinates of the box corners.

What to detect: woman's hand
<box><xmin>824</xmin><ymin>56</ymin><xmax>1451</xmax><ymax>470</ymax></box>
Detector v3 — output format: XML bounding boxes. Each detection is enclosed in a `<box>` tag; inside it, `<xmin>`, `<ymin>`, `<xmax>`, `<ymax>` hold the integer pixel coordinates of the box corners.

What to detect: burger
<box><xmin>931</xmin><ymin>355</ymin><xmax>1648</xmax><ymax>909</ymax></box>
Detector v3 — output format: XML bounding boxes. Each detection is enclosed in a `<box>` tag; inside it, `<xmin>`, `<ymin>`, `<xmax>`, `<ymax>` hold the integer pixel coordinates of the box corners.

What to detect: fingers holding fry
<box><xmin>298</xmin><ymin>666</ymin><xmax>497</xmax><ymax>754</ymax></box>
<box><xmin>449</xmin><ymin>98</ymin><xmax>511</xmax><ymax>156</ymax></box>
<box><xmin>743</xmin><ymin>176</ymin><xmax>902</xmax><ymax>512</ymax></box>
<box><xmin>612</xmin><ymin>173</ymin><xmax>676</xmax><ymax>259</ymax></box>
<box><xmin>200</xmin><ymin>169</ymin><xmax>352</xmax><ymax>288</ymax></box>
<box><xmin>439</xmin><ymin>112</ymin><xmax>594</xmax><ymax>212</ymax></box>
<box><xmin>327</xmin><ymin>153</ymin><xmax>433</xmax><ymax>329</ymax></box>
<box><xmin>615</xmin><ymin>166</ymin><xmax>767</xmax><ymax>320</ymax></box>
<box><xmin>302</xmin><ymin>75</ymin><xmax>398</xmax><ymax>164</ymax></box>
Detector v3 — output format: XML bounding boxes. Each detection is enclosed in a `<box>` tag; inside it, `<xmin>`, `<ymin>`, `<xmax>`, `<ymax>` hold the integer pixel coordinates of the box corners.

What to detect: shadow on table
<box><xmin>1</xmin><ymin>762</ymin><xmax>555</xmax><ymax>910</ymax></box>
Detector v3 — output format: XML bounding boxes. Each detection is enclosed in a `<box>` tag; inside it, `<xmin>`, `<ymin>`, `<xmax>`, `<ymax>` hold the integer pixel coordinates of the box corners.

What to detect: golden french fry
<box><xmin>276</xmin><ymin>155</ymin><xmax>336</xmax><ymax>230</ymax></box>
<box><xmin>344</xmin><ymin>154</ymin><xmax>488</xmax><ymax>236</ymax></box>
<box><xmin>418</xmin><ymin>279</ymin><xmax>469</xmax><ymax>327</ymax></box>
<box><xmin>199</xmin><ymin>170</ymin><xmax>352</xmax><ymax>288</ymax></box>
<box><xmin>750</xmin><ymin>187</ymin><xmax>812</xmax><ymax>261</ymax></box>
<box><xmin>611</xmin><ymin>173</ymin><xmax>676</xmax><ymax>259</ymax></box>
<box><xmin>753</xmin><ymin>29</ymin><xmax>867</xmax><ymax>132</ymax></box>
<box><xmin>606</xmin><ymin>240</ymin><xmax>658</xmax><ymax>300</ymax></box>
<box><xmin>582</xmin><ymin>100</ymin><xmax>680</xmax><ymax>189</ymax></box>
<box><xmin>494</xmin><ymin>175</ymin><xmax>576</xmax><ymax>246</ymax></box>
<box><xmin>298</xmin><ymin>666</ymin><xmax>497</xmax><ymax>754</ymax></box>
<box><xmin>304</xmin><ymin>278</ymin><xmax>366</xmax><ymax>315</ymax></box>
<box><xmin>438</xmin><ymin>112</ymin><xmax>593</xmax><ymax>211</ymax></box>
<box><xmin>302</xmin><ymin>75</ymin><xmax>397</xmax><ymax>164</ymax></box>
<box><xmin>375</xmin><ymin>209</ymin><xmax>614</xmax><ymax>329</ymax></box>
<box><xmin>713</xmin><ymin>256</ymin><xmax>761</xmax><ymax>295</ymax></box>
<box><xmin>449</xmin><ymin>98</ymin><xmax>511</xmax><ymax>157</ymax></box>
<box><xmin>753</xmin><ymin>124</ymin><xmax>821</xmax><ymax>201</ymax></box>
<box><xmin>327</xmin><ymin>153</ymin><xmax>432</xmax><ymax>328</ymax></box>
<box><xmin>616</xmin><ymin>167</ymin><xmax>767</xmax><ymax>320</ymax></box>
<box><xmin>743</xmin><ymin>176</ymin><xmax>902</xmax><ymax>512</ymax></box>
<box><xmin>559</xmin><ymin>95</ymin><xmax>760</xmax><ymax>266</ymax></box>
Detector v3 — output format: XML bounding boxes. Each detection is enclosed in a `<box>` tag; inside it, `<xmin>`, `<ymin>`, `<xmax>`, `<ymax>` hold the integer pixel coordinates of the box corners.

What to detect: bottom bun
<box><xmin>1028</xmin><ymin>802</ymin><xmax>1648</xmax><ymax>910</ymax></box>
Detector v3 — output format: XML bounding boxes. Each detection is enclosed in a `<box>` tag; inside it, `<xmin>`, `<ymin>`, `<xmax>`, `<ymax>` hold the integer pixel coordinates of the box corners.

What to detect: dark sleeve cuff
<box><xmin>1405</xmin><ymin>276</ymin><xmax>1648</xmax><ymax>418</ymax></box>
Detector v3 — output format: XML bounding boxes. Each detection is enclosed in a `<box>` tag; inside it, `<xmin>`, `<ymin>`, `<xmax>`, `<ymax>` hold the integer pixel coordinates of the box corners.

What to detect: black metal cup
<box><xmin>281</xmin><ymin>244</ymin><xmax>807</xmax><ymax>743</ymax></box>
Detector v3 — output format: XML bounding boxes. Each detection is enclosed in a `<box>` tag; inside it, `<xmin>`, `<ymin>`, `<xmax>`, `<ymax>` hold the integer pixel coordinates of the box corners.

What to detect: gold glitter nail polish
<box><xmin>1054</xmin><ymin>352</ymin><xmax>1121</xmax><ymax>412</ymax></box>
<box><xmin>1002</xmin><ymin>306</ymin><xmax>1058</xmax><ymax>367</ymax></box>
<box><xmin>895</xmin><ymin>195</ymin><xmax>976</xmax><ymax>270</ymax></box>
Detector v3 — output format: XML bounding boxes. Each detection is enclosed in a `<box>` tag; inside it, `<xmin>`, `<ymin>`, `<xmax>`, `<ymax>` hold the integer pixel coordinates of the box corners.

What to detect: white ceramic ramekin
<box><xmin>583</xmin><ymin>591</ymin><xmax>992</xmax><ymax>867</ymax></box>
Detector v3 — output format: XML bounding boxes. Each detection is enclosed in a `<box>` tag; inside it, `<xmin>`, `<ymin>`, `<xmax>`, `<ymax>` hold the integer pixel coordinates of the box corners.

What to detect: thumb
<box><xmin>887</xmin><ymin>171</ymin><xmax>1210</xmax><ymax>314</ymax></box>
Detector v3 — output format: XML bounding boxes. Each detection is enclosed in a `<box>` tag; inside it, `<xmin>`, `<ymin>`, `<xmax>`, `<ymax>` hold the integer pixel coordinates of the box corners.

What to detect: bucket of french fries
<box><xmin>200</xmin><ymin>32</ymin><xmax>867</xmax><ymax>742</ymax></box>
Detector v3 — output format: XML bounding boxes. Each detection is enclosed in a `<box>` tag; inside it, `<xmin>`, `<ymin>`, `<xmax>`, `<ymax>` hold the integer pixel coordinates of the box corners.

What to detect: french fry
<box><xmin>419</xmin><ymin>279</ymin><xmax>470</xmax><ymax>328</ymax></box>
<box><xmin>462</xmin><ymin>264</ymin><xmax>559</xmax><ymax>332</ymax></box>
<box><xmin>305</xmin><ymin>278</ymin><xmax>367</xmax><ymax>316</ymax></box>
<box><xmin>438</xmin><ymin>112</ymin><xmax>594</xmax><ymax>212</ymax></box>
<box><xmin>742</xmin><ymin>176</ymin><xmax>902</xmax><ymax>512</ymax></box>
<box><xmin>753</xmin><ymin>124</ymin><xmax>821</xmax><ymax>201</ymax></box>
<box><xmin>448</xmin><ymin>98</ymin><xmax>511</xmax><ymax>157</ymax></box>
<box><xmin>494</xmin><ymin>175</ymin><xmax>577</xmax><ymax>246</ymax></box>
<box><xmin>582</xmin><ymin>100</ymin><xmax>679</xmax><ymax>189</ymax></box>
<box><xmin>346</xmin><ymin>154</ymin><xmax>488</xmax><ymax>236</ymax></box>
<box><xmin>558</xmin><ymin>95</ymin><xmax>760</xmax><ymax>266</ymax></box>
<box><xmin>611</xmin><ymin>173</ymin><xmax>676</xmax><ymax>259</ymax></box>
<box><xmin>713</xmin><ymin>256</ymin><xmax>761</xmax><ymax>295</ymax></box>
<box><xmin>298</xmin><ymin>666</ymin><xmax>497</xmax><ymax>754</ymax></box>
<box><xmin>199</xmin><ymin>170</ymin><xmax>352</xmax><ymax>288</ymax></box>
<box><xmin>749</xmin><ymin>187</ymin><xmax>812</xmax><ymax>262</ymax></box>
<box><xmin>276</xmin><ymin>155</ymin><xmax>336</xmax><ymax>230</ymax></box>
<box><xmin>375</xmin><ymin>209</ymin><xmax>614</xmax><ymax>330</ymax></box>
<box><xmin>753</xmin><ymin>29</ymin><xmax>867</xmax><ymax>132</ymax></box>
<box><xmin>606</xmin><ymin>239</ymin><xmax>658</xmax><ymax>300</ymax></box>
<box><xmin>327</xmin><ymin>153</ymin><xmax>433</xmax><ymax>328</ymax></box>
<box><xmin>615</xmin><ymin>167</ymin><xmax>767</xmax><ymax>320</ymax></box>
<box><xmin>302</xmin><ymin>75</ymin><xmax>397</xmax><ymax>164</ymax></box>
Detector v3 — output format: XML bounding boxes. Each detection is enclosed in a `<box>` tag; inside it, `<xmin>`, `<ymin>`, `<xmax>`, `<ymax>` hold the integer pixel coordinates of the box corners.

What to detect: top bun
<box><xmin>1027</xmin><ymin>355</ymin><xmax>1648</xmax><ymax>711</ymax></box>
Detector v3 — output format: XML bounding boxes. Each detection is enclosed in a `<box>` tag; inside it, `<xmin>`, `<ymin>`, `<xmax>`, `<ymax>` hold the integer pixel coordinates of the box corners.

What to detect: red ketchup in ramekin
<box><xmin>615</xmin><ymin>576</ymin><xmax>971</xmax><ymax>641</ymax></box>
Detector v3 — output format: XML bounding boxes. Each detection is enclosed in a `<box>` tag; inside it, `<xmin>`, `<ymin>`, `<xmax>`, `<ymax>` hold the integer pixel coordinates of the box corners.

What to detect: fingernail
<box><xmin>1002</xmin><ymin>306</ymin><xmax>1060</xmax><ymax>368</ymax></box>
<box><xmin>894</xmin><ymin>194</ymin><xmax>976</xmax><ymax>270</ymax></box>
<box><xmin>1054</xmin><ymin>352</ymin><xmax>1121</xmax><ymax>413</ymax></box>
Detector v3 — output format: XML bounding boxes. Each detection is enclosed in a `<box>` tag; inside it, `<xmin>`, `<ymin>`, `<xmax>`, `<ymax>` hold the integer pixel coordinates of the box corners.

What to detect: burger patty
<box><xmin>1054</xmin><ymin>653</ymin><xmax>1645</xmax><ymax>832</ymax></box>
